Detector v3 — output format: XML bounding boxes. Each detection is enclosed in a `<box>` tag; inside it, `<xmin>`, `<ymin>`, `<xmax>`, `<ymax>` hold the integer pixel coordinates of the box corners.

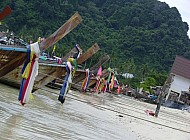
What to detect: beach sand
<box><xmin>0</xmin><ymin>83</ymin><xmax>190</xmax><ymax>140</ymax></box>
<box><xmin>68</xmin><ymin>90</ymin><xmax>190</xmax><ymax>140</ymax></box>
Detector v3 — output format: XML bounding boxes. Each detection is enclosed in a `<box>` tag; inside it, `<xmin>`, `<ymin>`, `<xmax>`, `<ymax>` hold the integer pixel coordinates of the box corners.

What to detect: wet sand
<box><xmin>0</xmin><ymin>83</ymin><xmax>190</xmax><ymax>140</ymax></box>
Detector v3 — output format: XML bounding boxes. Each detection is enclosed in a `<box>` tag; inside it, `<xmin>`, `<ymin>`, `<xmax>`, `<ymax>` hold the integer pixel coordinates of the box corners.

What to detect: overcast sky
<box><xmin>158</xmin><ymin>0</ymin><xmax>190</xmax><ymax>37</ymax></box>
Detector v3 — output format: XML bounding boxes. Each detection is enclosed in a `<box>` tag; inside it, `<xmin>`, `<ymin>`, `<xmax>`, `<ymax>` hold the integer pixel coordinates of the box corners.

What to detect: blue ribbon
<box><xmin>18</xmin><ymin>45</ymin><xmax>31</xmax><ymax>100</ymax></box>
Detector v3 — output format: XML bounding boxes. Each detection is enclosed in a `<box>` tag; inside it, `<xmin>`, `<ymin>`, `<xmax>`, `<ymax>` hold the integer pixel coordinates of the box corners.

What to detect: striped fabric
<box><xmin>58</xmin><ymin>44</ymin><xmax>81</xmax><ymax>103</ymax></box>
<box><xmin>75</xmin><ymin>44</ymin><xmax>81</xmax><ymax>59</ymax></box>
<box><xmin>18</xmin><ymin>42</ymin><xmax>40</xmax><ymax>105</ymax></box>
<box><xmin>58</xmin><ymin>61</ymin><xmax>72</xmax><ymax>103</ymax></box>
<box><xmin>82</xmin><ymin>69</ymin><xmax>90</xmax><ymax>92</ymax></box>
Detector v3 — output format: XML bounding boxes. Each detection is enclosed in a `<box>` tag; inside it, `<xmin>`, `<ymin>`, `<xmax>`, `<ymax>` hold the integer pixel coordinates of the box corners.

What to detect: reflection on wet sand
<box><xmin>0</xmin><ymin>83</ymin><xmax>137</xmax><ymax>140</ymax></box>
<box><xmin>1</xmin><ymin>83</ymin><xmax>190</xmax><ymax>140</ymax></box>
<box><xmin>1</xmin><ymin>113</ymin><xmax>22</xmax><ymax>139</ymax></box>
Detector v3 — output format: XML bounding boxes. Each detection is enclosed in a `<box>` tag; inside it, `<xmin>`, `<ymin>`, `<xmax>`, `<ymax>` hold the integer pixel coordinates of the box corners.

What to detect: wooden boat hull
<box><xmin>0</xmin><ymin>45</ymin><xmax>27</xmax><ymax>78</ymax></box>
<box><xmin>0</xmin><ymin>62</ymin><xmax>87</xmax><ymax>91</ymax></box>
<box><xmin>0</xmin><ymin>63</ymin><xmax>66</xmax><ymax>90</ymax></box>
<box><xmin>0</xmin><ymin>43</ymin><xmax>100</xmax><ymax>92</ymax></box>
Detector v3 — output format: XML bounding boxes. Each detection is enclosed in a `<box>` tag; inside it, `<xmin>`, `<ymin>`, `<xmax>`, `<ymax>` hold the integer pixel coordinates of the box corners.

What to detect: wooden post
<box><xmin>155</xmin><ymin>74</ymin><xmax>174</xmax><ymax>117</ymax></box>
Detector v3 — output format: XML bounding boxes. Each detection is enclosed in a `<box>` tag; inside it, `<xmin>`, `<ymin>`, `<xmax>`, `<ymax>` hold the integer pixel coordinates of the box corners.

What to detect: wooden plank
<box><xmin>72</xmin><ymin>72</ymin><xmax>86</xmax><ymax>84</ymax></box>
<box><xmin>77</xmin><ymin>43</ymin><xmax>100</xmax><ymax>64</ymax></box>
<box><xmin>88</xmin><ymin>78</ymin><xmax>97</xmax><ymax>87</ymax></box>
<box><xmin>0</xmin><ymin>52</ymin><xmax>26</xmax><ymax>77</ymax></box>
<box><xmin>102</xmin><ymin>69</ymin><xmax>109</xmax><ymax>78</ymax></box>
<box><xmin>34</xmin><ymin>67</ymin><xmax>66</xmax><ymax>89</ymax></box>
<box><xmin>40</xmin><ymin>12</ymin><xmax>82</xmax><ymax>50</ymax></box>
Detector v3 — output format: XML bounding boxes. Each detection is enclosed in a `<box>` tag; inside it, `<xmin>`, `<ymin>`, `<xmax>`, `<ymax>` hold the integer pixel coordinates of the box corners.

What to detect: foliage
<box><xmin>1</xmin><ymin>0</ymin><xmax>190</xmax><ymax>87</ymax></box>
<box><xmin>140</xmin><ymin>77</ymin><xmax>156</xmax><ymax>93</ymax></box>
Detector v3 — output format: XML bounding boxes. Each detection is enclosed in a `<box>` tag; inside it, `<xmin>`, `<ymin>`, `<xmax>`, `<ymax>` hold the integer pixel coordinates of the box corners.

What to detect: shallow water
<box><xmin>0</xmin><ymin>83</ymin><xmax>138</xmax><ymax>140</ymax></box>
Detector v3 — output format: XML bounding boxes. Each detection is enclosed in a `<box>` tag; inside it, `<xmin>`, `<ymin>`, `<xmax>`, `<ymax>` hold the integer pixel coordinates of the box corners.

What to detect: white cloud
<box><xmin>159</xmin><ymin>0</ymin><xmax>190</xmax><ymax>37</ymax></box>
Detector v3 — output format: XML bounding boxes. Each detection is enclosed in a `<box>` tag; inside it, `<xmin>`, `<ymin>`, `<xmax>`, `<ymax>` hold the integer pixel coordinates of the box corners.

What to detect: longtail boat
<box><xmin>46</xmin><ymin>43</ymin><xmax>101</xmax><ymax>90</ymax></box>
<box><xmin>0</xmin><ymin>43</ymin><xmax>100</xmax><ymax>91</ymax></box>
<box><xmin>73</xmin><ymin>54</ymin><xmax>110</xmax><ymax>84</ymax></box>
<box><xmin>88</xmin><ymin>69</ymin><xmax>110</xmax><ymax>88</ymax></box>
<box><xmin>0</xmin><ymin>12</ymin><xmax>82</xmax><ymax>78</ymax></box>
<box><xmin>71</xmin><ymin>55</ymin><xmax>110</xmax><ymax>90</ymax></box>
<box><xmin>35</xmin><ymin>43</ymin><xmax>99</xmax><ymax>89</ymax></box>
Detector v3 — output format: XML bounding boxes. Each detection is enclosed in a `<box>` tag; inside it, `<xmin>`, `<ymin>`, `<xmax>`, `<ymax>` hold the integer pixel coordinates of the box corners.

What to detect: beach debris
<box><xmin>118</xmin><ymin>114</ymin><xmax>123</xmax><ymax>117</ymax></box>
<box><xmin>145</xmin><ymin>109</ymin><xmax>155</xmax><ymax>116</ymax></box>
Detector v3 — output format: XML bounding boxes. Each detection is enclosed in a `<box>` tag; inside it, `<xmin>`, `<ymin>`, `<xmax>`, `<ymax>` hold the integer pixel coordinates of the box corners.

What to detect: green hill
<box><xmin>1</xmin><ymin>0</ymin><xmax>190</xmax><ymax>86</ymax></box>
